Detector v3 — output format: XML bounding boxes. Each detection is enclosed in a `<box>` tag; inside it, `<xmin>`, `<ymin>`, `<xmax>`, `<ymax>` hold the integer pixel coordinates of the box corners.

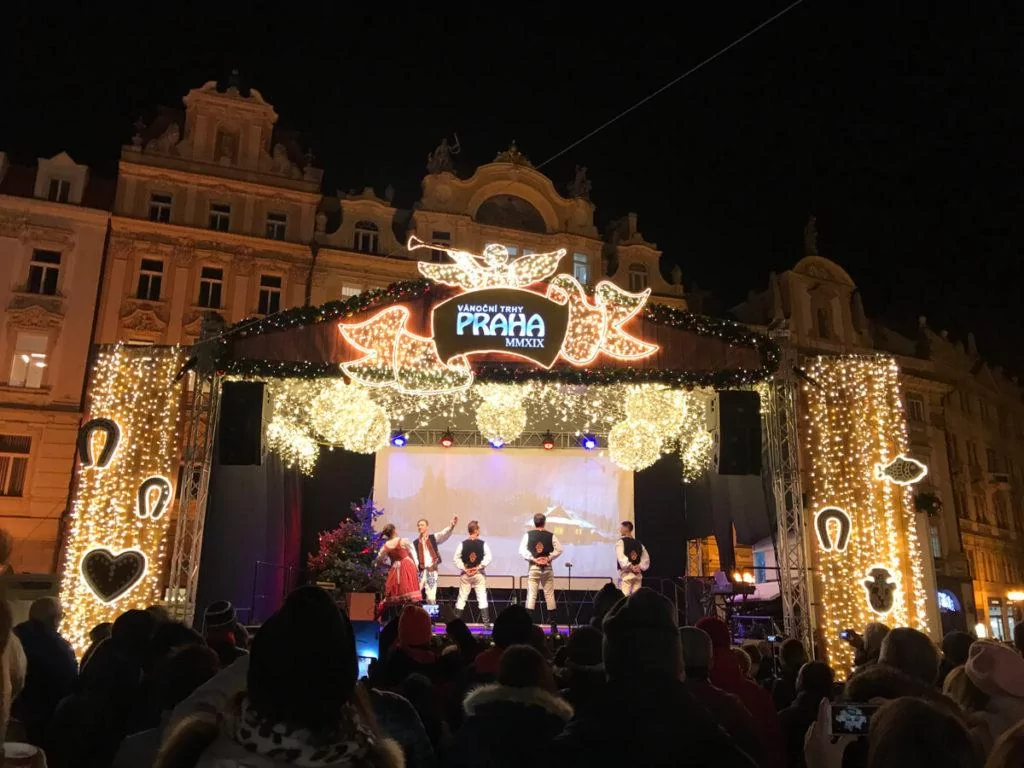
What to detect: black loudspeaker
<box><xmin>713</xmin><ymin>390</ymin><xmax>762</xmax><ymax>476</ymax></box>
<box><xmin>218</xmin><ymin>381</ymin><xmax>268</xmax><ymax>466</ymax></box>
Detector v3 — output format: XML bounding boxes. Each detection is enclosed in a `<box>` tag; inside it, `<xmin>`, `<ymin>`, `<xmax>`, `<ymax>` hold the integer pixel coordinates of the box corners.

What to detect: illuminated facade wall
<box><xmin>804</xmin><ymin>356</ymin><xmax>930</xmax><ymax>675</ymax></box>
<box><xmin>59</xmin><ymin>345</ymin><xmax>185</xmax><ymax>654</ymax></box>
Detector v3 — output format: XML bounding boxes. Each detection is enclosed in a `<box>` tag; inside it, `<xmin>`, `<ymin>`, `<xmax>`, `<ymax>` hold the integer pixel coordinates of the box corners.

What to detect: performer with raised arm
<box><xmin>616</xmin><ymin>520</ymin><xmax>650</xmax><ymax>596</ymax></box>
<box><xmin>377</xmin><ymin>524</ymin><xmax>421</xmax><ymax>613</ymax></box>
<box><xmin>415</xmin><ymin>516</ymin><xmax>458</xmax><ymax>605</ymax></box>
<box><xmin>453</xmin><ymin>520</ymin><xmax>492</xmax><ymax>624</ymax></box>
<box><xmin>519</xmin><ymin>512</ymin><xmax>563</xmax><ymax>623</ymax></box>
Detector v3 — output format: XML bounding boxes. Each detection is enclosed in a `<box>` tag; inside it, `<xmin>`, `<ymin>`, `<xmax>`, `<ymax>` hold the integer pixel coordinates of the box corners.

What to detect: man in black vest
<box><xmin>518</xmin><ymin>512</ymin><xmax>563</xmax><ymax>621</ymax></box>
<box><xmin>453</xmin><ymin>520</ymin><xmax>493</xmax><ymax>623</ymax></box>
<box><xmin>415</xmin><ymin>515</ymin><xmax>457</xmax><ymax>604</ymax></box>
<box><xmin>616</xmin><ymin>520</ymin><xmax>650</xmax><ymax>596</ymax></box>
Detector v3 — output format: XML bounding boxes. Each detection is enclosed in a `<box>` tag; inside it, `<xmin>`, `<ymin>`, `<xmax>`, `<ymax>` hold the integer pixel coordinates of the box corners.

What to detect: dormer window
<box><xmin>47</xmin><ymin>179</ymin><xmax>70</xmax><ymax>203</ymax></box>
<box><xmin>354</xmin><ymin>221</ymin><xmax>379</xmax><ymax>254</ymax></box>
<box><xmin>628</xmin><ymin>264</ymin><xmax>649</xmax><ymax>292</ymax></box>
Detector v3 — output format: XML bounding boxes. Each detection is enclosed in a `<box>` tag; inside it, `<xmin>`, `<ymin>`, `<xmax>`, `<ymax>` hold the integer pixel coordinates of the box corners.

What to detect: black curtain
<box><xmin>300</xmin><ymin>448</ymin><xmax>376</xmax><ymax>568</ymax></box>
<box><xmin>634</xmin><ymin>453</ymin><xmax>687</xmax><ymax>579</ymax></box>
<box><xmin>196</xmin><ymin>447</ymin><xmax>302</xmax><ymax>626</ymax></box>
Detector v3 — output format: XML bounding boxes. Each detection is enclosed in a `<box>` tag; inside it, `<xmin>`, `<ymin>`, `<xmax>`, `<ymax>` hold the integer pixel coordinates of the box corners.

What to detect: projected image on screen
<box><xmin>374</xmin><ymin>448</ymin><xmax>633</xmax><ymax>578</ymax></box>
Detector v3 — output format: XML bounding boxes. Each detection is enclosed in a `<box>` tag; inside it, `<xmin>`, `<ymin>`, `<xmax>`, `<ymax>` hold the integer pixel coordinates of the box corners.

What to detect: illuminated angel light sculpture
<box><xmin>408</xmin><ymin>236</ymin><xmax>566</xmax><ymax>290</ymax></box>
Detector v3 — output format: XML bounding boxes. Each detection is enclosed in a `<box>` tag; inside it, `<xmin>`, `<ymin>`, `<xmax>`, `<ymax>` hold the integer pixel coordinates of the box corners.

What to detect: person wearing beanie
<box><xmin>203</xmin><ymin>600</ymin><xmax>247</xmax><ymax>668</ymax></box>
<box><xmin>680</xmin><ymin>627</ymin><xmax>761</xmax><ymax>763</ymax></box>
<box><xmin>450</xmin><ymin>644</ymin><xmax>572</xmax><ymax>768</ymax></box>
<box><xmin>695</xmin><ymin>615</ymin><xmax>785</xmax><ymax>768</ymax></box>
<box><xmin>157</xmin><ymin>585</ymin><xmax>404</xmax><ymax>768</ymax></box>
<box><xmin>382</xmin><ymin>604</ymin><xmax>438</xmax><ymax>687</ymax></box>
<box><xmin>590</xmin><ymin>583</ymin><xmax>623</xmax><ymax>631</ymax></box>
<box><xmin>963</xmin><ymin>640</ymin><xmax>1024</xmax><ymax>754</ymax></box>
<box><xmin>554</xmin><ymin>588</ymin><xmax>755</xmax><ymax>766</ymax></box>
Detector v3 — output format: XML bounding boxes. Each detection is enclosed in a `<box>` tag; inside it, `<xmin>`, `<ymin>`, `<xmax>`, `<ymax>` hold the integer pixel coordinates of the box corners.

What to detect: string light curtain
<box><xmin>60</xmin><ymin>346</ymin><xmax>186</xmax><ymax>655</ymax></box>
<box><xmin>804</xmin><ymin>356</ymin><xmax>929</xmax><ymax>677</ymax></box>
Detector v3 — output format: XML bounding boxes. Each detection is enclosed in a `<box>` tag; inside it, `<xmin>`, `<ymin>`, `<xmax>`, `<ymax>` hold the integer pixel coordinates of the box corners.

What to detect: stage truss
<box><xmin>762</xmin><ymin>330</ymin><xmax>814</xmax><ymax>654</ymax></box>
<box><xmin>165</xmin><ymin>370</ymin><xmax>222</xmax><ymax>624</ymax></box>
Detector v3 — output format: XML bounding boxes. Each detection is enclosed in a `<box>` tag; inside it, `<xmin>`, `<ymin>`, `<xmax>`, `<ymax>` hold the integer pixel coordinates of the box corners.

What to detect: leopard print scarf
<box><xmin>232</xmin><ymin>697</ymin><xmax>375</xmax><ymax>766</ymax></box>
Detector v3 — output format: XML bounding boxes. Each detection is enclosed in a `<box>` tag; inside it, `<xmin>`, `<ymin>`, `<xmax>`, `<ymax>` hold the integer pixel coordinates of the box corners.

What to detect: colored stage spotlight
<box><xmin>581</xmin><ymin>434</ymin><xmax>597</xmax><ymax>451</ymax></box>
<box><xmin>440</xmin><ymin>429</ymin><xmax>454</xmax><ymax>448</ymax></box>
<box><xmin>489</xmin><ymin>437</ymin><xmax>505</xmax><ymax>449</ymax></box>
<box><xmin>390</xmin><ymin>431</ymin><xmax>407</xmax><ymax>447</ymax></box>
<box><xmin>541</xmin><ymin>433</ymin><xmax>555</xmax><ymax>450</ymax></box>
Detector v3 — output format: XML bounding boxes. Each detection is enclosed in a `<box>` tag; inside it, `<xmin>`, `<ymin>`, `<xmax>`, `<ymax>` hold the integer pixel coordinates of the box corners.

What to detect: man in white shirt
<box><xmin>615</xmin><ymin>520</ymin><xmax>650</xmax><ymax>596</ymax></box>
<box><xmin>518</xmin><ymin>512</ymin><xmax>563</xmax><ymax>622</ymax></box>
<box><xmin>415</xmin><ymin>516</ymin><xmax>457</xmax><ymax>604</ymax></box>
<box><xmin>453</xmin><ymin>520</ymin><xmax>493</xmax><ymax>624</ymax></box>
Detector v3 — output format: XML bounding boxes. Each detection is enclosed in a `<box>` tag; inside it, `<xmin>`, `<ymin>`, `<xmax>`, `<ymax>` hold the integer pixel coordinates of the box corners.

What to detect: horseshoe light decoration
<box><xmin>77</xmin><ymin>418</ymin><xmax>121</xmax><ymax>469</ymax></box>
<box><xmin>814</xmin><ymin>506</ymin><xmax>852</xmax><ymax>553</ymax></box>
<box><xmin>136</xmin><ymin>476</ymin><xmax>173</xmax><ymax>520</ymax></box>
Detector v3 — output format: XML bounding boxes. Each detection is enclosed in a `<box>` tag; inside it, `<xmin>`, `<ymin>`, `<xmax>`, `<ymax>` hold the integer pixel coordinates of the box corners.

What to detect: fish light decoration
<box><xmin>875</xmin><ymin>455</ymin><xmax>928</xmax><ymax>486</ymax></box>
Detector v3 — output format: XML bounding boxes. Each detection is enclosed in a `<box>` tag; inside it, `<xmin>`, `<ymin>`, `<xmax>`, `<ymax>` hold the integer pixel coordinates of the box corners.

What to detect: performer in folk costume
<box><xmin>615</xmin><ymin>520</ymin><xmax>650</xmax><ymax>596</ymax></box>
<box><xmin>518</xmin><ymin>512</ymin><xmax>563</xmax><ymax>621</ymax></box>
<box><xmin>415</xmin><ymin>516</ymin><xmax>458</xmax><ymax>604</ymax></box>
<box><xmin>377</xmin><ymin>524</ymin><xmax>422</xmax><ymax>608</ymax></box>
<box><xmin>453</xmin><ymin>520</ymin><xmax>492</xmax><ymax>623</ymax></box>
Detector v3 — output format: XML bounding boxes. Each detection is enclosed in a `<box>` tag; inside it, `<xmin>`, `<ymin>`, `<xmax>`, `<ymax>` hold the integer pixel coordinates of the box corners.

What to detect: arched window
<box><xmin>628</xmin><ymin>264</ymin><xmax>649</xmax><ymax>292</ymax></box>
<box><xmin>816</xmin><ymin>307</ymin><xmax>832</xmax><ymax>339</ymax></box>
<box><xmin>354</xmin><ymin>221</ymin><xmax>379</xmax><ymax>254</ymax></box>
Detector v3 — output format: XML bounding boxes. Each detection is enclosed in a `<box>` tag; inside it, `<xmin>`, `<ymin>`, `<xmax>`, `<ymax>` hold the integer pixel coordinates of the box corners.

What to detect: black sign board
<box><xmin>432</xmin><ymin>288</ymin><xmax>570</xmax><ymax>368</ymax></box>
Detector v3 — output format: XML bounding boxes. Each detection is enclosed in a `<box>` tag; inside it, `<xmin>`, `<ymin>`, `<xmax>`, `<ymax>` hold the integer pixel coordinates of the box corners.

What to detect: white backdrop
<box><xmin>373</xmin><ymin>447</ymin><xmax>633</xmax><ymax>578</ymax></box>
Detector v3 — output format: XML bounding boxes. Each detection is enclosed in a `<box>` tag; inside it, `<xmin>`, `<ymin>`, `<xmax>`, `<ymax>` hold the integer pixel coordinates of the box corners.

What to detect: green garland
<box><xmin>218</xmin><ymin>278</ymin><xmax>780</xmax><ymax>387</ymax></box>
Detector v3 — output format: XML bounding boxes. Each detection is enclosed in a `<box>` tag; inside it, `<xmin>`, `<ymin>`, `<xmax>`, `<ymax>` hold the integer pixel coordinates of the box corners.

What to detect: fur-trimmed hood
<box><xmin>463</xmin><ymin>684</ymin><xmax>574</xmax><ymax>722</ymax></box>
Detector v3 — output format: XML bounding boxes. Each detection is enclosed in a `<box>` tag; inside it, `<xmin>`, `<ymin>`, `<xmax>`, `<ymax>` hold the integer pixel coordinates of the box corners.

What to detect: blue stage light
<box><xmin>391</xmin><ymin>431</ymin><xmax>407</xmax><ymax>447</ymax></box>
<box><xmin>581</xmin><ymin>434</ymin><xmax>597</xmax><ymax>450</ymax></box>
<box><xmin>489</xmin><ymin>437</ymin><xmax>505</xmax><ymax>449</ymax></box>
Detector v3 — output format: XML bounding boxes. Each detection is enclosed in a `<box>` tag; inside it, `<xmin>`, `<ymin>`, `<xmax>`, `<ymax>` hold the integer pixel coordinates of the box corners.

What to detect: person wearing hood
<box><xmin>449</xmin><ymin>644</ymin><xmax>571</xmax><ymax>768</ymax></box>
<box><xmin>963</xmin><ymin>640</ymin><xmax>1024</xmax><ymax>755</ymax></box>
<box><xmin>695</xmin><ymin>616</ymin><xmax>784</xmax><ymax>768</ymax></box>
<box><xmin>554</xmin><ymin>588</ymin><xmax>756</xmax><ymax>767</ymax></box>
<box><xmin>382</xmin><ymin>605</ymin><xmax>438</xmax><ymax>687</ymax></box>
<box><xmin>156</xmin><ymin>585</ymin><xmax>403</xmax><ymax>768</ymax></box>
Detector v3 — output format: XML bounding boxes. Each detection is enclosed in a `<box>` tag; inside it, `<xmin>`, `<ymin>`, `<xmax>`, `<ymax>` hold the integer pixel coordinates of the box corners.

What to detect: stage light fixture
<box><xmin>440</xmin><ymin>430</ymin><xmax>454</xmax><ymax>448</ymax></box>
<box><xmin>489</xmin><ymin>437</ymin><xmax>505</xmax><ymax>449</ymax></box>
<box><xmin>742</xmin><ymin>572</ymin><xmax>755</xmax><ymax>584</ymax></box>
<box><xmin>390</xmin><ymin>431</ymin><xmax>407</xmax><ymax>448</ymax></box>
<box><xmin>541</xmin><ymin>433</ymin><xmax>555</xmax><ymax>450</ymax></box>
<box><xmin>581</xmin><ymin>434</ymin><xmax>597</xmax><ymax>450</ymax></box>
<box><xmin>732</xmin><ymin>571</ymin><xmax>743</xmax><ymax>583</ymax></box>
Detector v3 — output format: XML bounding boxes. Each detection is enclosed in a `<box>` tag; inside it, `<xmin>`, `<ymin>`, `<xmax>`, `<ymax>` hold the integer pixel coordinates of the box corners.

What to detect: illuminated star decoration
<box><xmin>814</xmin><ymin>506</ymin><xmax>853</xmax><ymax>552</ymax></box>
<box><xmin>874</xmin><ymin>455</ymin><xmax>928</xmax><ymax>486</ymax></box>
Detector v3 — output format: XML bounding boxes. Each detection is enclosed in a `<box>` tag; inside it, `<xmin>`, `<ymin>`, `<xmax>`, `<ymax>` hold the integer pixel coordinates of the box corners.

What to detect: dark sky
<box><xmin>3</xmin><ymin>3</ymin><xmax>1022</xmax><ymax>370</ymax></box>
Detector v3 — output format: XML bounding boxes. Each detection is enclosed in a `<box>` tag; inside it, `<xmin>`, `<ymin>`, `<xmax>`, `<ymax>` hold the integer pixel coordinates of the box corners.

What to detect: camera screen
<box><xmin>829</xmin><ymin>703</ymin><xmax>878</xmax><ymax>735</ymax></box>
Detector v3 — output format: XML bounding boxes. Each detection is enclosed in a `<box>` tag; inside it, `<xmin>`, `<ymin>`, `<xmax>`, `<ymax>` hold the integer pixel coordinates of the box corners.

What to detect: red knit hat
<box><xmin>397</xmin><ymin>604</ymin><xmax>432</xmax><ymax>648</ymax></box>
<box><xmin>694</xmin><ymin>616</ymin><xmax>731</xmax><ymax>648</ymax></box>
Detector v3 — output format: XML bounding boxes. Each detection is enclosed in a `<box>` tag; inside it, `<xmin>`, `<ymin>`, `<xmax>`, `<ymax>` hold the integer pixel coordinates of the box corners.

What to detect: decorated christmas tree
<box><xmin>308</xmin><ymin>497</ymin><xmax>386</xmax><ymax>594</ymax></box>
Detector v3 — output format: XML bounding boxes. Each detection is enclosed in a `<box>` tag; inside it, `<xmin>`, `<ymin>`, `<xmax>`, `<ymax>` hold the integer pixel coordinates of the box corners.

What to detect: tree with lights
<box><xmin>307</xmin><ymin>497</ymin><xmax>387</xmax><ymax>595</ymax></box>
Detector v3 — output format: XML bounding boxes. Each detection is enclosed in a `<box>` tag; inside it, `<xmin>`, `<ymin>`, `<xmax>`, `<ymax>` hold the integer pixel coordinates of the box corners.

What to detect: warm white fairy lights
<box><xmin>60</xmin><ymin>346</ymin><xmax>187</xmax><ymax>656</ymax></box>
<box><xmin>260</xmin><ymin>377</ymin><xmax>715</xmax><ymax>477</ymax></box>
<box><xmin>804</xmin><ymin>356</ymin><xmax>930</xmax><ymax>679</ymax></box>
<box><xmin>608</xmin><ymin>419</ymin><xmax>663</xmax><ymax>471</ymax></box>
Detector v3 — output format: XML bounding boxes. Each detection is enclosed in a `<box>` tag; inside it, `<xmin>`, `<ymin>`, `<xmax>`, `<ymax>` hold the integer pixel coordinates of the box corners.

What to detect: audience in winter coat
<box><xmin>962</xmin><ymin>640</ymin><xmax>1024</xmax><ymax>755</ymax></box>
<box><xmin>778</xmin><ymin>661</ymin><xmax>834</xmax><ymax>768</ymax></box>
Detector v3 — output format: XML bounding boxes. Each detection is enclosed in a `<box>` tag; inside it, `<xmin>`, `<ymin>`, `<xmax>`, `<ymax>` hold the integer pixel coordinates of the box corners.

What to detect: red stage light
<box><xmin>541</xmin><ymin>433</ymin><xmax>555</xmax><ymax>450</ymax></box>
<box><xmin>440</xmin><ymin>429</ymin><xmax>454</xmax><ymax>448</ymax></box>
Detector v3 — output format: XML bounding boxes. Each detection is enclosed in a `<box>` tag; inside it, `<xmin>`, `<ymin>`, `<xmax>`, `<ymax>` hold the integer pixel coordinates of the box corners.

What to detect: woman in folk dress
<box><xmin>377</xmin><ymin>524</ymin><xmax>422</xmax><ymax>607</ymax></box>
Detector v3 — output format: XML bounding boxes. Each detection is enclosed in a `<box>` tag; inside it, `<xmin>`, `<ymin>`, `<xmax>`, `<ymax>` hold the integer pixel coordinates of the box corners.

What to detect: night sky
<box><xmin>3</xmin><ymin>3</ymin><xmax>1021</xmax><ymax>369</ymax></box>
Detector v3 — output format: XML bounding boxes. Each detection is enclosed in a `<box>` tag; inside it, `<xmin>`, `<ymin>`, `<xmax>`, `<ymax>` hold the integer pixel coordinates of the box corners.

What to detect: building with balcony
<box><xmin>0</xmin><ymin>151</ymin><xmax>112</xmax><ymax>570</ymax></box>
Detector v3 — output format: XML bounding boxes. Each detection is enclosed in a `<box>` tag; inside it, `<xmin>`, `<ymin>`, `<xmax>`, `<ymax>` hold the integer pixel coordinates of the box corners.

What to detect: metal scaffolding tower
<box><xmin>166</xmin><ymin>370</ymin><xmax>222</xmax><ymax>625</ymax></box>
<box><xmin>763</xmin><ymin>330</ymin><xmax>815</xmax><ymax>654</ymax></box>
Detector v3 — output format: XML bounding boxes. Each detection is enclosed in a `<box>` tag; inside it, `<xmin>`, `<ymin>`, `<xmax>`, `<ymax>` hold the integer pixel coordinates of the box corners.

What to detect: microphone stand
<box><xmin>565</xmin><ymin>562</ymin><xmax>573</xmax><ymax>627</ymax></box>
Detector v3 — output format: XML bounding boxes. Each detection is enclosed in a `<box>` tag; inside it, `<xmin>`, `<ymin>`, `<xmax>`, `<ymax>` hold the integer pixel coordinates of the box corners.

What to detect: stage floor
<box><xmin>433</xmin><ymin>622</ymin><xmax>573</xmax><ymax>637</ymax></box>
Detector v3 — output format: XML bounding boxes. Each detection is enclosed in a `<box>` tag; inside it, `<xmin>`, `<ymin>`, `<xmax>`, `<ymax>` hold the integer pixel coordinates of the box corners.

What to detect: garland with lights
<box><xmin>219</xmin><ymin>280</ymin><xmax>779</xmax><ymax>388</ymax></box>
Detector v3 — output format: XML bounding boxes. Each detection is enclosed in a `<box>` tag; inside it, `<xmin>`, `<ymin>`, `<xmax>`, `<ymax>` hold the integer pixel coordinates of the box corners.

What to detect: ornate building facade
<box><xmin>0</xmin><ymin>151</ymin><xmax>111</xmax><ymax>571</ymax></box>
<box><xmin>734</xmin><ymin>225</ymin><xmax>1024</xmax><ymax>639</ymax></box>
